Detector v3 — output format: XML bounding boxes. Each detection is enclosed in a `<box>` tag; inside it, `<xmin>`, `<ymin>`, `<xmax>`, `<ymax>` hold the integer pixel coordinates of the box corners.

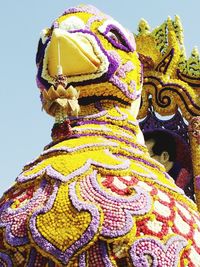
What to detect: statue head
<box><xmin>36</xmin><ymin>5</ymin><xmax>142</xmax><ymax>117</ymax></box>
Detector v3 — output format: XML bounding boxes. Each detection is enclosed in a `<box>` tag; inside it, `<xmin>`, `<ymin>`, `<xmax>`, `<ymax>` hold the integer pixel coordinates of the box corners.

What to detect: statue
<box><xmin>0</xmin><ymin>5</ymin><xmax>200</xmax><ymax>266</ymax></box>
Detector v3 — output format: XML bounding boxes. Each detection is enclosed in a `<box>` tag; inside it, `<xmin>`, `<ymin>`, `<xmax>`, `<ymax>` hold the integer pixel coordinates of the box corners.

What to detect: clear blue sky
<box><xmin>0</xmin><ymin>0</ymin><xmax>200</xmax><ymax>196</ymax></box>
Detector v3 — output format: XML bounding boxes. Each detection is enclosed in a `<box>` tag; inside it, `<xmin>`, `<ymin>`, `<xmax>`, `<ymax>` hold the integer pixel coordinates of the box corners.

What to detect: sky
<box><xmin>0</xmin><ymin>0</ymin><xmax>200</xmax><ymax>196</ymax></box>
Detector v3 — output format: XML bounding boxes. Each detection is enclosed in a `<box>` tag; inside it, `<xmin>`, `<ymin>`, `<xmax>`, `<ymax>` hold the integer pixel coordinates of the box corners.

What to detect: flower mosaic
<box><xmin>1</xmin><ymin>4</ymin><xmax>200</xmax><ymax>267</ymax></box>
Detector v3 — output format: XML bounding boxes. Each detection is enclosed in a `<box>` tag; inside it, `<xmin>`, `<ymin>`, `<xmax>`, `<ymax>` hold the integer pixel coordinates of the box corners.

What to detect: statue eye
<box><xmin>107</xmin><ymin>29</ymin><xmax>122</xmax><ymax>44</ymax></box>
<box><xmin>99</xmin><ymin>23</ymin><xmax>134</xmax><ymax>52</ymax></box>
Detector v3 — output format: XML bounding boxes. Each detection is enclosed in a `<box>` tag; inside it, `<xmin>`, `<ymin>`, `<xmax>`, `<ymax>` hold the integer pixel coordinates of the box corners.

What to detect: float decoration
<box><xmin>137</xmin><ymin>16</ymin><xmax>200</xmax><ymax>204</ymax></box>
<box><xmin>0</xmin><ymin>5</ymin><xmax>200</xmax><ymax>267</ymax></box>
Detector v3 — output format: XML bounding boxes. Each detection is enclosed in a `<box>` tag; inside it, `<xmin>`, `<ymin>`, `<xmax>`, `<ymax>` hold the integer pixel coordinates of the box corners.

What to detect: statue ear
<box><xmin>160</xmin><ymin>151</ymin><xmax>170</xmax><ymax>163</ymax></box>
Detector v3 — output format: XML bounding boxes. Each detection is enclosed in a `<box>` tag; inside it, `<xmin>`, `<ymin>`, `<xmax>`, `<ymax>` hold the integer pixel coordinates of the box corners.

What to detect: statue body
<box><xmin>0</xmin><ymin>5</ymin><xmax>200</xmax><ymax>267</ymax></box>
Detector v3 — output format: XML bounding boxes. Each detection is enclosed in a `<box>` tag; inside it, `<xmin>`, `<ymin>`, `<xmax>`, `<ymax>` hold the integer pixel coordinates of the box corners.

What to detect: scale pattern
<box><xmin>1</xmin><ymin>4</ymin><xmax>200</xmax><ymax>267</ymax></box>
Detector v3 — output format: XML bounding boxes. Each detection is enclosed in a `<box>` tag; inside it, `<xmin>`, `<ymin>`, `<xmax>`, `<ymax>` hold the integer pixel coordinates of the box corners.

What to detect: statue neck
<box><xmin>51</xmin><ymin>100</ymin><xmax>145</xmax><ymax>148</ymax></box>
<box><xmin>46</xmin><ymin>100</ymin><xmax>181</xmax><ymax>195</ymax></box>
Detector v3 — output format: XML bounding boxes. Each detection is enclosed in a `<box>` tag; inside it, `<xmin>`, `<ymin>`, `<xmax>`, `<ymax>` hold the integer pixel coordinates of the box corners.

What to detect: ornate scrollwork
<box><xmin>136</xmin><ymin>17</ymin><xmax>200</xmax><ymax>122</ymax></box>
<box><xmin>138</xmin><ymin>75</ymin><xmax>200</xmax><ymax>121</ymax></box>
<box><xmin>137</xmin><ymin>16</ymin><xmax>200</xmax><ymax>205</ymax></box>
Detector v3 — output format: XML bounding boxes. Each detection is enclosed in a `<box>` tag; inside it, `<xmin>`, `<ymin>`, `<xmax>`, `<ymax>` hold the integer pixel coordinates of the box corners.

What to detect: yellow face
<box><xmin>36</xmin><ymin>5</ymin><xmax>142</xmax><ymax>108</ymax></box>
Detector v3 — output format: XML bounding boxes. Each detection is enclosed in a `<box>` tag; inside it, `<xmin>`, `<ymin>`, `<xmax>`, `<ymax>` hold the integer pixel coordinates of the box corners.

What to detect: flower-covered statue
<box><xmin>0</xmin><ymin>5</ymin><xmax>200</xmax><ymax>267</ymax></box>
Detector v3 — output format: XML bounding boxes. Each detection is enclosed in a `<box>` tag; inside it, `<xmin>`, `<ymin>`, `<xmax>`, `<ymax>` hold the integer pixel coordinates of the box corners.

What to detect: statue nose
<box><xmin>46</xmin><ymin>28</ymin><xmax>101</xmax><ymax>77</ymax></box>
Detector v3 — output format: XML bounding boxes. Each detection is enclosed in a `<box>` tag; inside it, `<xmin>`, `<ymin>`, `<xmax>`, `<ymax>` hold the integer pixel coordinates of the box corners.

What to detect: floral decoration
<box><xmin>1</xmin><ymin>4</ymin><xmax>200</xmax><ymax>267</ymax></box>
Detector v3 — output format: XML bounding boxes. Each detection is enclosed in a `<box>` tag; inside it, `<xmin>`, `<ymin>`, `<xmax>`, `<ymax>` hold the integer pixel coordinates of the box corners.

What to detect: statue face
<box><xmin>36</xmin><ymin>5</ymin><xmax>143</xmax><ymax>110</ymax></box>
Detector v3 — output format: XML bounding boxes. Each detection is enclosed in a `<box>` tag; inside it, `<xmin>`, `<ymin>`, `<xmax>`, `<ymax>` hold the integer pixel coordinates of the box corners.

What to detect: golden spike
<box><xmin>167</xmin><ymin>16</ymin><xmax>173</xmax><ymax>31</ymax></box>
<box><xmin>48</xmin><ymin>85</ymin><xmax>59</xmax><ymax>100</ymax></box>
<box><xmin>65</xmin><ymin>86</ymin><xmax>80</xmax><ymax>99</ymax></box>
<box><xmin>55</xmin><ymin>98</ymin><xmax>69</xmax><ymax>108</ymax></box>
<box><xmin>137</xmin><ymin>19</ymin><xmax>150</xmax><ymax>36</ymax></box>
<box><xmin>174</xmin><ymin>15</ymin><xmax>184</xmax><ymax>45</ymax></box>
<box><xmin>57</xmin><ymin>84</ymin><xmax>67</xmax><ymax>97</ymax></box>
<box><xmin>191</xmin><ymin>46</ymin><xmax>199</xmax><ymax>58</ymax></box>
<box><xmin>152</xmin><ymin>21</ymin><xmax>168</xmax><ymax>54</ymax></box>
<box><xmin>42</xmin><ymin>89</ymin><xmax>50</xmax><ymax>100</ymax></box>
<box><xmin>187</xmin><ymin>46</ymin><xmax>200</xmax><ymax>76</ymax></box>
<box><xmin>178</xmin><ymin>48</ymin><xmax>187</xmax><ymax>72</ymax></box>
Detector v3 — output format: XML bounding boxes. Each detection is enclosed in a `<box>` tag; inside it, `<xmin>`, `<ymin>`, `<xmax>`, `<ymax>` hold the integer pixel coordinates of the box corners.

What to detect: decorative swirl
<box><xmin>138</xmin><ymin>75</ymin><xmax>200</xmax><ymax>120</ymax></box>
<box><xmin>0</xmin><ymin>252</ymin><xmax>13</xmax><ymax>267</ymax></box>
<box><xmin>0</xmin><ymin>179</ymin><xmax>53</xmax><ymax>246</ymax></box>
<box><xmin>130</xmin><ymin>236</ymin><xmax>187</xmax><ymax>267</ymax></box>
<box><xmin>78</xmin><ymin>171</ymin><xmax>152</xmax><ymax>238</ymax></box>
<box><xmin>157</xmin><ymin>88</ymin><xmax>172</xmax><ymax>108</ymax></box>
<box><xmin>177</xmin><ymin>69</ymin><xmax>200</xmax><ymax>88</ymax></box>
<box><xmin>155</xmin><ymin>49</ymin><xmax>174</xmax><ymax>74</ymax></box>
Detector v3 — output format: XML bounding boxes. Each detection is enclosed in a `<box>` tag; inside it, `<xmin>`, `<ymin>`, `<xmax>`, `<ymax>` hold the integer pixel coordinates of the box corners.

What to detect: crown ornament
<box><xmin>136</xmin><ymin>16</ymin><xmax>200</xmax><ymax>209</ymax></box>
<box><xmin>136</xmin><ymin>16</ymin><xmax>200</xmax><ymax>121</ymax></box>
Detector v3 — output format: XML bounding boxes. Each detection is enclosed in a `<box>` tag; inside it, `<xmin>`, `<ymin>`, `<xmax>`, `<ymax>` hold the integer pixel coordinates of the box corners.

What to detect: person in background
<box><xmin>144</xmin><ymin>130</ymin><xmax>194</xmax><ymax>200</ymax></box>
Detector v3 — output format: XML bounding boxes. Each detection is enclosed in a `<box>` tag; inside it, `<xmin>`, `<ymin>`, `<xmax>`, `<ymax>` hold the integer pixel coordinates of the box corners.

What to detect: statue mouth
<box><xmin>79</xmin><ymin>95</ymin><xmax>130</xmax><ymax>106</ymax></box>
<box><xmin>46</xmin><ymin>28</ymin><xmax>101</xmax><ymax>77</ymax></box>
<box><xmin>41</xmin><ymin>29</ymin><xmax>110</xmax><ymax>86</ymax></box>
